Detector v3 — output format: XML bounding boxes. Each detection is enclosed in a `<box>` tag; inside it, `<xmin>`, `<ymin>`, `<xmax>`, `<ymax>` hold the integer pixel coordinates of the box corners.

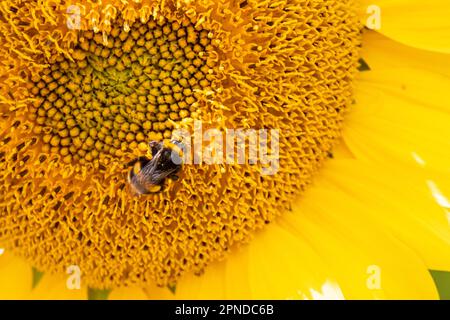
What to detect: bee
<box><xmin>127</xmin><ymin>140</ymin><xmax>184</xmax><ymax>195</ymax></box>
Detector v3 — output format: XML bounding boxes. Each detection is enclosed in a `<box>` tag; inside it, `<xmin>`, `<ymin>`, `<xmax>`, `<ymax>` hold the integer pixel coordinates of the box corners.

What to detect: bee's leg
<box><xmin>169</xmin><ymin>174</ymin><xmax>179</xmax><ymax>181</ymax></box>
<box><xmin>147</xmin><ymin>184</ymin><xmax>163</xmax><ymax>193</ymax></box>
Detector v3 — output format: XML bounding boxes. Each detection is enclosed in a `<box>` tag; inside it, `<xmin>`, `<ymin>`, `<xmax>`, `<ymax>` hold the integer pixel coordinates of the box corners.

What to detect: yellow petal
<box><xmin>359</xmin><ymin>0</ymin><xmax>450</xmax><ymax>53</ymax></box>
<box><xmin>148</xmin><ymin>158</ymin><xmax>443</xmax><ymax>300</ymax></box>
<box><xmin>26</xmin><ymin>273</ymin><xmax>87</xmax><ymax>300</ymax></box>
<box><xmin>345</xmin><ymin>31</ymin><xmax>450</xmax><ymax>173</ymax></box>
<box><xmin>0</xmin><ymin>250</ymin><xmax>32</xmax><ymax>299</ymax></box>
<box><xmin>359</xmin><ymin>31</ymin><xmax>450</xmax><ymax>76</ymax></box>
<box><xmin>166</xmin><ymin>255</ymin><xmax>229</xmax><ymax>299</ymax></box>
<box><xmin>0</xmin><ymin>250</ymin><xmax>87</xmax><ymax>299</ymax></box>
<box><xmin>319</xmin><ymin>160</ymin><xmax>450</xmax><ymax>273</ymax></box>
<box><xmin>246</xmin><ymin>224</ymin><xmax>339</xmax><ymax>299</ymax></box>
<box><xmin>146</xmin><ymin>224</ymin><xmax>336</xmax><ymax>300</ymax></box>
<box><xmin>144</xmin><ymin>284</ymin><xmax>178</xmax><ymax>300</ymax></box>
<box><xmin>278</xmin><ymin>158</ymin><xmax>445</xmax><ymax>299</ymax></box>
<box><xmin>171</xmin><ymin>244</ymin><xmax>254</xmax><ymax>299</ymax></box>
<box><xmin>109</xmin><ymin>287</ymin><xmax>147</xmax><ymax>300</ymax></box>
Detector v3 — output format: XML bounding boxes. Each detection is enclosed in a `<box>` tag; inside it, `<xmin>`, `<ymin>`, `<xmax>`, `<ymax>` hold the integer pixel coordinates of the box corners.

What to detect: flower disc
<box><xmin>0</xmin><ymin>0</ymin><xmax>361</xmax><ymax>288</ymax></box>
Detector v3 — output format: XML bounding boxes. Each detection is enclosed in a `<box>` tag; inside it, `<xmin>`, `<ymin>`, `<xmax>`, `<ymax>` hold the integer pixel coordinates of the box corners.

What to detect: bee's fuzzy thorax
<box><xmin>127</xmin><ymin>140</ymin><xmax>183</xmax><ymax>195</ymax></box>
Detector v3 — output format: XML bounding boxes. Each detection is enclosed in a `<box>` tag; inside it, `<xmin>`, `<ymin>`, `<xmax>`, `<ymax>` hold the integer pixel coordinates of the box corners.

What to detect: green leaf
<box><xmin>32</xmin><ymin>267</ymin><xmax>44</xmax><ymax>289</ymax></box>
<box><xmin>168</xmin><ymin>284</ymin><xmax>176</xmax><ymax>295</ymax></box>
<box><xmin>88</xmin><ymin>287</ymin><xmax>112</xmax><ymax>300</ymax></box>
<box><xmin>430</xmin><ymin>270</ymin><xmax>450</xmax><ymax>300</ymax></box>
<box><xmin>358</xmin><ymin>58</ymin><xmax>371</xmax><ymax>72</ymax></box>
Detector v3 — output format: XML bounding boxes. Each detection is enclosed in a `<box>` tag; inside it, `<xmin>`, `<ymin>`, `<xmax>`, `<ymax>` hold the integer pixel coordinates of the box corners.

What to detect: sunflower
<box><xmin>0</xmin><ymin>0</ymin><xmax>449</xmax><ymax>300</ymax></box>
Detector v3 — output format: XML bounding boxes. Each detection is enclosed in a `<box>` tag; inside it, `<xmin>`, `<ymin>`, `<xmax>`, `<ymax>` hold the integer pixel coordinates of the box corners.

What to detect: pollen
<box><xmin>0</xmin><ymin>0</ymin><xmax>361</xmax><ymax>289</ymax></box>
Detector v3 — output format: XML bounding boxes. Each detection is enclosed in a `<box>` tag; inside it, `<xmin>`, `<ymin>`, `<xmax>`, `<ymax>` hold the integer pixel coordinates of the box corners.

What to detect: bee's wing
<box><xmin>139</xmin><ymin>163</ymin><xmax>179</xmax><ymax>186</ymax></box>
<box><xmin>138</xmin><ymin>163</ymin><xmax>166</xmax><ymax>185</ymax></box>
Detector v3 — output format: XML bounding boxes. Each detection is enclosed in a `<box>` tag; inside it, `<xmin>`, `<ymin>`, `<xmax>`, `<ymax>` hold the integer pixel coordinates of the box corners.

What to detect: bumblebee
<box><xmin>127</xmin><ymin>140</ymin><xmax>184</xmax><ymax>195</ymax></box>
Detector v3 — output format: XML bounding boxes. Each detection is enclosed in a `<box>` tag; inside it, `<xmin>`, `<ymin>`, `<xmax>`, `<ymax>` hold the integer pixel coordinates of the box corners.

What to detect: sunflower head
<box><xmin>0</xmin><ymin>0</ymin><xmax>361</xmax><ymax>289</ymax></box>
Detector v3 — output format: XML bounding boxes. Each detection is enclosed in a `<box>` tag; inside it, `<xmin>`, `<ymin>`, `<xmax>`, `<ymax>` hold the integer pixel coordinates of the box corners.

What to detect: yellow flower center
<box><xmin>0</xmin><ymin>0</ymin><xmax>361</xmax><ymax>289</ymax></box>
<box><xmin>29</xmin><ymin>17</ymin><xmax>214</xmax><ymax>164</ymax></box>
